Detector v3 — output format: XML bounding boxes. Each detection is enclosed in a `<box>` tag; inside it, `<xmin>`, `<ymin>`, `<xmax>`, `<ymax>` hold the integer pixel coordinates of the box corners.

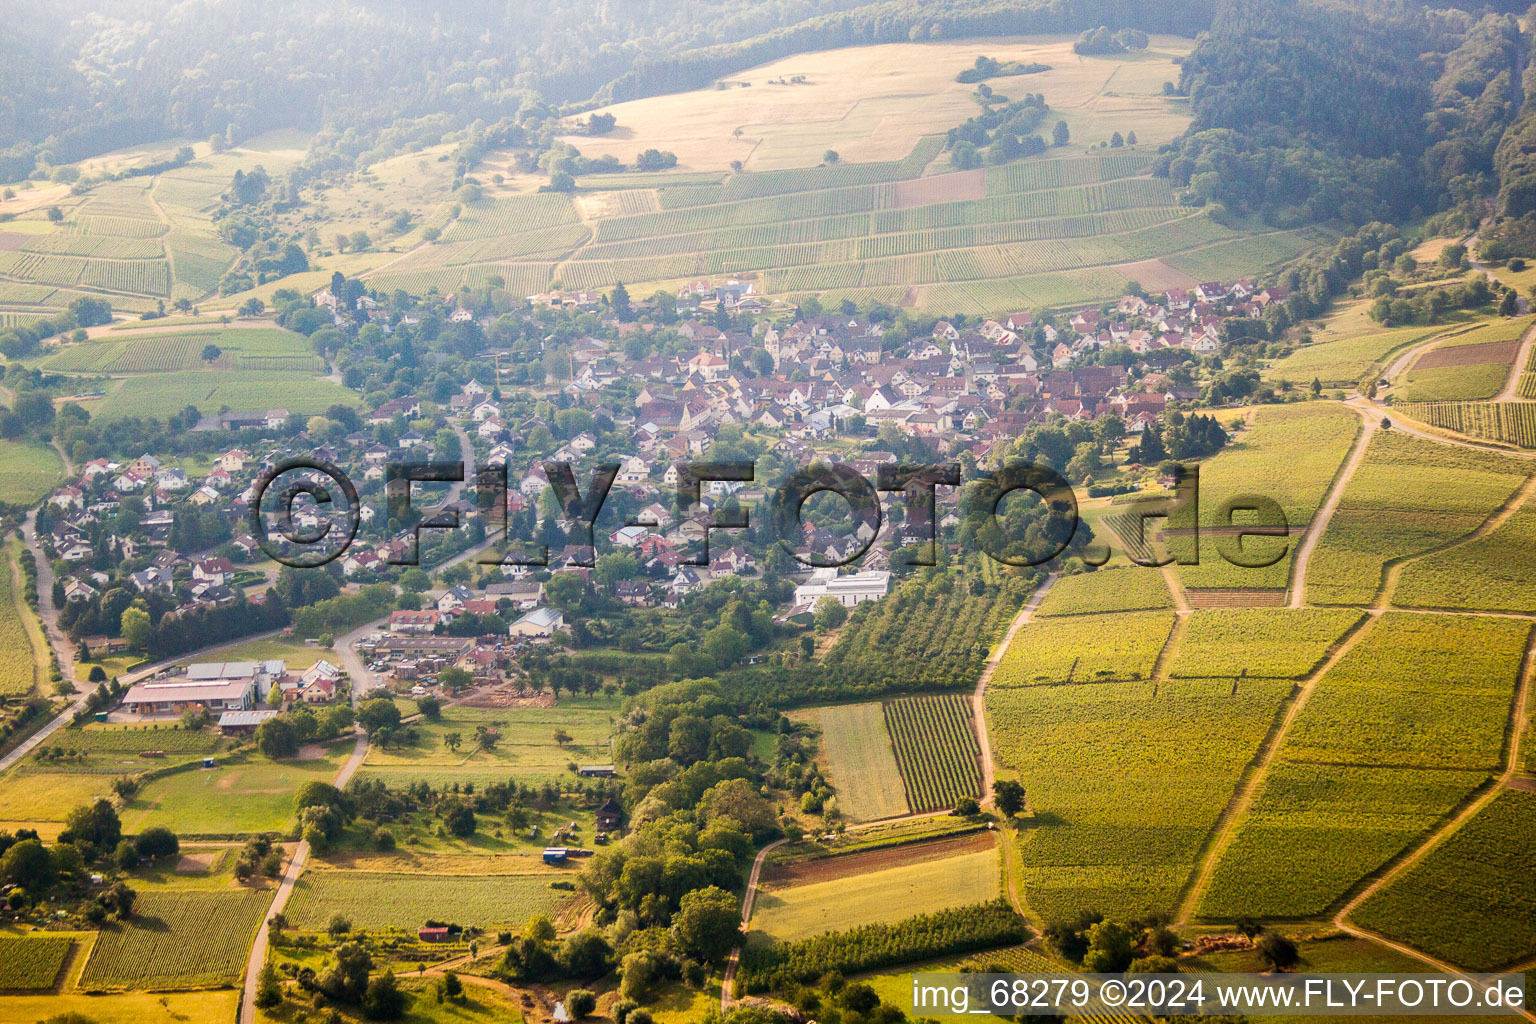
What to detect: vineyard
<box><xmin>1167</xmin><ymin>609</ymin><xmax>1364</xmax><ymax>679</ymax></box>
<box><xmin>1394</xmin><ymin>501</ymin><xmax>1536</xmax><ymax>610</ymax></box>
<box><xmin>1395</xmin><ymin>400</ymin><xmax>1536</xmax><ymax>447</ymax></box>
<box><xmin>1306</xmin><ymin>432</ymin><xmax>1528</xmax><ymax>605</ymax></box>
<box><xmin>883</xmin><ymin>694</ymin><xmax>981</xmax><ymax>813</ymax></box>
<box><xmin>368</xmin><ymin>138</ymin><xmax>1316</xmax><ymax>313</ymax></box>
<box><xmin>737</xmin><ymin>899</ymin><xmax>1027</xmax><ymax>994</ymax></box>
<box><xmin>1351</xmin><ymin>790</ymin><xmax>1536</xmax><ymax>970</ymax></box>
<box><xmin>0</xmin><ymin>935</ymin><xmax>72</xmax><ymax>989</ymax></box>
<box><xmin>1176</xmin><ymin>402</ymin><xmax>1361</xmax><ymax>591</ymax></box>
<box><xmin>42</xmin><ymin>328</ymin><xmax>322</xmax><ymax>375</ymax></box>
<box><xmin>0</xmin><ymin>544</ymin><xmax>38</xmax><ymax>697</ymax></box>
<box><xmin>1033</xmin><ymin>567</ymin><xmax>1173</xmax><ymax>617</ymax></box>
<box><xmin>286</xmin><ymin>871</ymin><xmax>570</xmax><ymax>931</ymax></box>
<box><xmin>1198</xmin><ymin>763</ymin><xmax>1490</xmax><ymax>919</ymax></box>
<box><xmin>1197</xmin><ymin>612</ymin><xmax>1530</xmax><ymax>919</ymax></box>
<box><xmin>992</xmin><ymin>611</ymin><xmax>1175</xmax><ymax>686</ymax></box>
<box><xmin>1282</xmin><ymin>613</ymin><xmax>1528</xmax><ymax>771</ymax></box>
<box><xmin>93</xmin><ymin>370</ymin><xmax>359</xmax><ymax>422</ymax></box>
<box><xmin>79</xmin><ymin>890</ymin><xmax>273</xmax><ymax>990</ymax></box>
<box><xmin>988</xmin><ymin>677</ymin><xmax>1294</xmax><ymax>922</ymax></box>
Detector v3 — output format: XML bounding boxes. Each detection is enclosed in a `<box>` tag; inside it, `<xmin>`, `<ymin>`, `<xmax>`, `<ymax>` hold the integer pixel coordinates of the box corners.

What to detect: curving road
<box><xmin>720</xmin><ymin>838</ymin><xmax>788</xmax><ymax>1011</ymax></box>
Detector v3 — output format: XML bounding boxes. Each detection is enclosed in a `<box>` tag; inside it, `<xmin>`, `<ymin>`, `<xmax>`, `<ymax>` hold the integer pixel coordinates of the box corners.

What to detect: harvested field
<box><xmin>1111</xmin><ymin>258</ymin><xmax>1196</xmax><ymax>291</ymax></box>
<box><xmin>761</xmin><ymin>830</ymin><xmax>995</xmax><ymax>887</ymax></box>
<box><xmin>0</xmin><ymin>233</ymin><xmax>30</xmax><ymax>252</ymax></box>
<box><xmin>893</xmin><ymin>169</ymin><xmax>985</xmax><ymax>209</ymax></box>
<box><xmin>1412</xmin><ymin>339</ymin><xmax>1521</xmax><ymax>370</ymax></box>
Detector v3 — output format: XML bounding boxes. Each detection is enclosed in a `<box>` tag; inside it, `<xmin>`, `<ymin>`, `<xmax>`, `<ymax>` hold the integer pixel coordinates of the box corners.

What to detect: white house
<box><xmin>793</xmin><ymin>568</ymin><xmax>891</xmax><ymax>608</ymax></box>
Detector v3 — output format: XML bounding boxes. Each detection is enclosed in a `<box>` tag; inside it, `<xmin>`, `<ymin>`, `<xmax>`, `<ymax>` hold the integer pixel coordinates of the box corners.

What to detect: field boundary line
<box><xmin>721</xmin><ymin>837</ymin><xmax>789</xmax><ymax>1011</ymax></box>
<box><xmin>1374</xmin><ymin>467</ymin><xmax>1536</xmax><ymax>611</ymax></box>
<box><xmin>1335</xmin><ymin>620</ymin><xmax>1536</xmax><ymax>933</ymax></box>
<box><xmin>1496</xmin><ymin>318</ymin><xmax>1536</xmax><ymax>402</ymax></box>
<box><xmin>974</xmin><ymin>573</ymin><xmax>1058</xmax><ymax>810</ymax></box>
<box><xmin>1288</xmin><ymin>402</ymin><xmax>1375</xmax><ymax>608</ymax></box>
<box><xmin>1173</xmin><ymin>609</ymin><xmax>1381</xmax><ymax>927</ymax></box>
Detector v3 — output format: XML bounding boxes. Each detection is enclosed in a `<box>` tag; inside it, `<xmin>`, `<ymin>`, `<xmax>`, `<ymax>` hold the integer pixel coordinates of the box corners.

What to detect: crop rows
<box><xmin>1282</xmin><ymin>612</ymin><xmax>1528</xmax><ymax>770</ymax></box>
<box><xmin>80</xmin><ymin>258</ymin><xmax>171</xmax><ymax>296</ymax></box>
<box><xmin>1036</xmin><ymin>568</ymin><xmax>1173</xmax><ymax>617</ymax></box>
<box><xmin>1198</xmin><ymin>762</ymin><xmax>1489</xmax><ymax>919</ymax></box>
<box><xmin>453</xmin><ymin>223</ymin><xmax>590</xmax><ymax>262</ymax></box>
<box><xmin>883</xmin><ymin>694</ymin><xmax>981</xmax><ymax>813</ymax></box>
<box><xmin>594</xmin><ymin>183</ymin><xmax>892</xmax><ymax>242</ymax></box>
<box><xmin>22</xmin><ymin>233</ymin><xmax>163</xmax><ymax>259</ymax></box>
<box><xmin>816</xmin><ymin>562</ymin><xmax>1028</xmax><ymax>696</ymax></box>
<box><xmin>993</xmin><ymin>611</ymin><xmax>1175</xmax><ymax>686</ymax></box>
<box><xmin>1307</xmin><ymin>431</ymin><xmax>1528</xmax><ymax>605</ymax></box>
<box><xmin>442</xmin><ymin>193</ymin><xmax>580</xmax><ymax>242</ymax></box>
<box><xmin>0</xmin><ymin>935</ymin><xmax>72</xmax><ymax>989</ymax></box>
<box><xmin>1395</xmin><ymin>501</ymin><xmax>1536</xmax><ymax>611</ymax></box>
<box><xmin>1351</xmin><ymin>790</ymin><xmax>1536</xmax><ymax>970</ymax></box>
<box><xmin>80</xmin><ymin>890</ymin><xmax>272</xmax><ymax>989</ymax></box>
<box><xmin>984</xmin><ymin>152</ymin><xmax>1156</xmax><ymax>195</ymax></box>
<box><xmin>1397</xmin><ymin>400</ymin><xmax>1536</xmax><ymax>447</ymax></box>
<box><xmin>1177</xmin><ymin>402</ymin><xmax>1361</xmax><ymax>590</ymax></box>
<box><xmin>716</xmin><ymin>136</ymin><xmax>942</xmax><ymax>203</ymax></box>
<box><xmin>872</xmin><ymin>177</ymin><xmax>1176</xmax><ymax>233</ymax></box>
<box><xmin>988</xmin><ymin>678</ymin><xmax>1295</xmax><ymax>922</ymax></box>
<box><xmin>0</xmin><ymin>546</ymin><xmax>38</xmax><ymax>696</ymax></box>
<box><xmin>1168</xmin><ymin>609</ymin><xmax>1364</xmax><ymax>679</ymax></box>
<box><xmin>71</xmin><ymin>216</ymin><xmax>166</xmax><ymax>238</ymax></box>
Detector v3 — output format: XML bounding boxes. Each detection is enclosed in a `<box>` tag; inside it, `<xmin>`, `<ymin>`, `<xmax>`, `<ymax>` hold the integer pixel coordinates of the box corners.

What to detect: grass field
<box><xmin>989</xmin><ymin>676</ymin><xmax>1294</xmax><ymax>922</ymax></box>
<box><xmin>78</xmin><ymin>890</ymin><xmax>273</xmax><ymax>989</ymax></box>
<box><xmin>1175</xmin><ymin>402</ymin><xmax>1362</xmax><ymax>591</ymax></box>
<box><xmin>1306</xmin><ymin>432</ymin><xmax>1529</xmax><ymax>605</ymax></box>
<box><xmin>0</xmin><ymin>440</ymin><xmax>64</xmax><ymax>506</ymax></box>
<box><xmin>0</xmin><ymin>934</ymin><xmax>73</xmax><ymax>989</ymax></box>
<box><xmin>1033</xmin><ymin>567</ymin><xmax>1172</xmax><ymax>616</ymax></box>
<box><xmin>1395</xmin><ymin>317</ymin><xmax>1528</xmax><ymax>402</ymax></box>
<box><xmin>0</xmin><ymin>989</ymin><xmax>239</xmax><ymax>1024</ymax></box>
<box><xmin>39</xmin><ymin>326</ymin><xmax>323</xmax><ymax>374</ymax></box>
<box><xmin>750</xmin><ymin>849</ymin><xmax>998</xmax><ymax>943</ymax></box>
<box><xmin>285</xmin><ymin>870</ymin><xmax>572</xmax><ymax>931</ymax></box>
<box><xmin>361</xmin><ymin>701</ymin><xmax>615</xmax><ymax>786</ymax></box>
<box><xmin>119</xmin><ymin>748</ymin><xmax>348</xmax><ymax>835</ymax></box>
<box><xmin>992</xmin><ymin>610</ymin><xmax>1175</xmax><ymax>685</ymax></box>
<box><xmin>1351</xmin><ymin>789</ymin><xmax>1536</xmax><ymax>970</ymax></box>
<box><xmin>883</xmin><ymin>694</ymin><xmax>981</xmax><ymax>814</ymax></box>
<box><xmin>0</xmin><ymin>769</ymin><xmax>115</xmax><ymax>826</ymax></box>
<box><xmin>1261</xmin><ymin>299</ymin><xmax>1467</xmax><ymax>388</ymax></box>
<box><xmin>87</xmin><ymin>369</ymin><xmax>358</xmax><ymax>422</ymax></box>
<box><xmin>798</xmin><ymin>702</ymin><xmax>909</xmax><ymax>822</ymax></box>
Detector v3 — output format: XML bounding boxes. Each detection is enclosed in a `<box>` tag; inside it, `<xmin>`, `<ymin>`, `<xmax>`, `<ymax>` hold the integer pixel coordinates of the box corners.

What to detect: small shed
<box><xmin>595</xmin><ymin>797</ymin><xmax>623</xmax><ymax>830</ymax></box>
<box><xmin>417</xmin><ymin>926</ymin><xmax>451</xmax><ymax>943</ymax></box>
<box><xmin>542</xmin><ymin>847</ymin><xmax>569</xmax><ymax>865</ymax></box>
<box><xmin>578</xmin><ymin>764</ymin><xmax>616</xmax><ymax>778</ymax></box>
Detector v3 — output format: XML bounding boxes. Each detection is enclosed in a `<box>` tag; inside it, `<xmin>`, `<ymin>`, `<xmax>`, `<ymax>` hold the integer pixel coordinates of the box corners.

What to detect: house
<box><xmin>437</xmin><ymin>585</ymin><xmax>472</xmax><ymax>614</ymax></box>
<box><xmin>595</xmin><ymin>796</ymin><xmax>623</xmax><ymax>829</ymax></box>
<box><xmin>509</xmin><ymin>607</ymin><xmax>564</xmax><ymax>638</ymax></box>
<box><xmin>193</xmin><ymin>557</ymin><xmax>235</xmax><ymax>585</ymax></box>
<box><xmin>388</xmin><ymin>609</ymin><xmax>441</xmax><ymax>634</ymax></box>
<box><xmin>418</xmin><ymin>926</ymin><xmax>452</xmax><ymax>943</ymax></box>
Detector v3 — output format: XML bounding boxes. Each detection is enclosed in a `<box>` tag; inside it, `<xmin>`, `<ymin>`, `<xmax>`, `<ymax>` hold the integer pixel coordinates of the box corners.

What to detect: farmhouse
<box><xmin>121</xmin><ymin>660</ymin><xmax>285</xmax><ymax>715</ymax></box>
<box><xmin>372</xmin><ymin>636</ymin><xmax>475</xmax><ymax>658</ymax></box>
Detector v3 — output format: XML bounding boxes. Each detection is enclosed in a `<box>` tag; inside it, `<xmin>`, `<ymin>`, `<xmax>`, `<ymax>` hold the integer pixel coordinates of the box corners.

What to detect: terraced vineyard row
<box><xmin>883</xmin><ymin>693</ymin><xmax>982</xmax><ymax>813</ymax></box>
<box><xmin>1396</xmin><ymin>400</ymin><xmax>1536</xmax><ymax>447</ymax></box>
